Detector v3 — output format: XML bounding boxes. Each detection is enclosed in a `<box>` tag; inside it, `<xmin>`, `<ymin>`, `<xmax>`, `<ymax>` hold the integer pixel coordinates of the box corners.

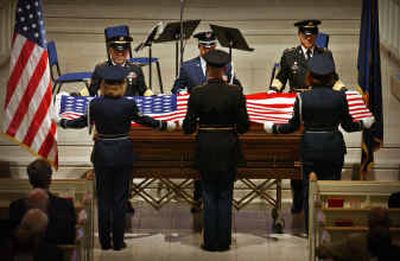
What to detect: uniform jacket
<box><xmin>171</xmin><ymin>56</ymin><xmax>241</xmax><ymax>94</ymax></box>
<box><xmin>272</xmin><ymin>45</ymin><xmax>339</xmax><ymax>92</ymax></box>
<box><xmin>9</xmin><ymin>193</ymin><xmax>76</xmax><ymax>245</ymax></box>
<box><xmin>182</xmin><ymin>79</ymin><xmax>249</xmax><ymax>174</ymax></box>
<box><xmin>89</xmin><ymin>61</ymin><xmax>148</xmax><ymax>96</ymax></box>
<box><xmin>60</xmin><ymin>96</ymin><xmax>165</xmax><ymax>167</ymax></box>
<box><xmin>273</xmin><ymin>86</ymin><xmax>363</xmax><ymax>163</ymax></box>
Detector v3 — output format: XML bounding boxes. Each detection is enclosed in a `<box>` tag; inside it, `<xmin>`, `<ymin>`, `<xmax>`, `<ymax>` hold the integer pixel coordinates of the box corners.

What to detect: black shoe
<box><xmin>291</xmin><ymin>205</ymin><xmax>302</xmax><ymax>214</ymax></box>
<box><xmin>101</xmin><ymin>244</ymin><xmax>112</xmax><ymax>250</ymax></box>
<box><xmin>113</xmin><ymin>242</ymin><xmax>127</xmax><ymax>251</ymax></box>
<box><xmin>200</xmin><ymin>244</ymin><xmax>217</xmax><ymax>252</ymax></box>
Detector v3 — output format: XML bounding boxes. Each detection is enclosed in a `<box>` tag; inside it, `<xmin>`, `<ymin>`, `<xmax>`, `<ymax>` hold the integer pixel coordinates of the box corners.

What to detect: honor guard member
<box><xmin>172</xmin><ymin>31</ymin><xmax>242</xmax><ymax>213</ymax></box>
<box><xmin>171</xmin><ymin>31</ymin><xmax>241</xmax><ymax>94</ymax></box>
<box><xmin>270</xmin><ymin>19</ymin><xmax>346</xmax><ymax>93</ymax></box>
<box><xmin>264</xmin><ymin>53</ymin><xmax>375</xmax><ymax>231</ymax></box>
<box><xmin>269</xmin><ymin>19</ymin><xmax>345</xmax><ymax>214</ymax></box>
<box><xmin>86</xmin><ymin>27</ymin><xmax>153</xmax><ymax>97</ymax></box>
<box><xmin>183</xmin><ymin>49</ymin><xmax>249</xmax><ymax>251</ymax></box>
<box><xmin>58</xmin><ymin>65</ymin><xmax>175</xmax><ymax>250</ymax></box>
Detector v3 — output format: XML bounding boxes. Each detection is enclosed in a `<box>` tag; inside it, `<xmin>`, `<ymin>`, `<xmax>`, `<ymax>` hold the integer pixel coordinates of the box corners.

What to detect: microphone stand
<box><xmin>179</xmin><ymin>0</ymin><xmax>185</xmax><ymax>76</ymax></box>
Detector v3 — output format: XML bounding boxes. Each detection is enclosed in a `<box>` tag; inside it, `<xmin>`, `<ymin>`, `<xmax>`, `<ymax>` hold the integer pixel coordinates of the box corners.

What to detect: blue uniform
<box><xmin>273</xmin><ymin>86</ymin><xmax>364</xmax><ymax>230</ymax></box>
<box><xmin>60</xmin><ymin>96</ymin><xmax>166</xmax><ymax>249</ymax></box>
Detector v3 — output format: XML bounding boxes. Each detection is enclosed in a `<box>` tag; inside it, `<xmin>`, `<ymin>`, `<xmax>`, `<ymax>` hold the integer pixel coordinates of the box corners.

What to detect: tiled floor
<box><xmin>93</xmin><ymin>201</ymin><xmax>309</xmax><ymax>261</ymax></box>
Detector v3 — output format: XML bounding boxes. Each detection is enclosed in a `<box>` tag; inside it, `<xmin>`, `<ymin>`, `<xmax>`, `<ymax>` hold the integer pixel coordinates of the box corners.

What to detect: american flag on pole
<box><xmin>57</xmin><ymin>90</ymin><xmax>372</xmax><ymax>125</ymax></box>
<box><xmin>1</xmin><ymin>0</ymin><xmax>58</xmax><ymax>167</ymax></box>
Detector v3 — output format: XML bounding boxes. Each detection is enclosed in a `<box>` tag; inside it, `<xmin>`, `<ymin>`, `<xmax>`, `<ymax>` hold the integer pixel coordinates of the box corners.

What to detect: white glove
<box><xmin>263</xmin><ymin>121</ymin><xmax>274</xmax><ymax>134</ymax></box>
<box><xmin>166</xmin><ymin>121</ymin><xmax>176</xmax><ymax>132</ymax></box>
<box><xmin>267</xmin><ymin>90</ymin><xmax>277</xmax><ymax>94</ymax></box>
<box><xmin>50</xmin><ymin>104</ymin><xmax>61</xmax><ymax>125</ymax></box>
<box><xmin>362</xmin><ymin>116</ymin><xmax>375</xmax><ymax>129</ymax></box>
<box><xmin>177</xmin><ymin>120</ymin><xmax>183</xmax><ymax>129</ymax></box>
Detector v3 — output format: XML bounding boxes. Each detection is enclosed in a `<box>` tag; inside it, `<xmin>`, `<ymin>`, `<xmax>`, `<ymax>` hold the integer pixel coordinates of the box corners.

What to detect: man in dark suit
<box><xmin>86</xmin><ymin>25</ymin><xmax>153</xmax><ymax>97</ymax></box>
<box><xmin>9</xmin><ymin>159</ymin><xmax>77</xmax><ymax>245</ymax></box>
<box><xmin>183</xmin><ymin>49</ymin><xmax>249</xmax><ymax>251</ymax></box>
<box><xmin>59</xmin><ymin>65</ymin><xmax>175</xmax><ymax>250</ymax></box>
<box><xmin>269</xmin><ymin>19</ymin><xmax>345</xmax><ymax>214</ymax></box>
<box><xmin>172</xmin><ymin>31</ymin><xmax>241</xmax><ymax>213</ymax></box>
<box><xmin>264</xmin><ymin>53</ymin><xmax>374</xmax><ymax>231</ymax></box>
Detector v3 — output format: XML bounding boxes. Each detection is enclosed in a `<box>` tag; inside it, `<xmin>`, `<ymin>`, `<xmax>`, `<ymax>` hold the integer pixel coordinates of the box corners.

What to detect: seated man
<box><xmin>13</xmin><ymin>209</ymin><xmax>63</xmax><ymax>261</ymax></box>
<box><xmin>85</xmin><ymin>25</ymin><xmax>153</xmax><ymax>97</ymax></box>
<box><xmin>9</xmin><ymin>159</ymin><xmax>76</xmax><ymax>245</ymax></box>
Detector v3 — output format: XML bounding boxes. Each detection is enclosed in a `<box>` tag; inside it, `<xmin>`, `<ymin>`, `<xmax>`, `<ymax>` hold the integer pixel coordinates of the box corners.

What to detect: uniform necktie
<box><xmin>306</xmin><ymin>49</ymin><xmax>312</xmax><ymax>60</ymax></box>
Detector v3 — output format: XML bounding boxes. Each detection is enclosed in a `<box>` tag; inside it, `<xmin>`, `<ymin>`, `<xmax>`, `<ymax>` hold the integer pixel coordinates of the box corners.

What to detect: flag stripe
<box><xmin>5</xmin><ymin>38</ymin><xmax>35</xmax><ymax>108</ymax></box>
<box><xmin>23</xmin><ymin>82</ymin><xmax>52</xmax><ymax>146</ymax></box>
<box><xmin>38</xmin><ymin>121</ymin><xmax>57</xmax><ymax>158</ymax></box>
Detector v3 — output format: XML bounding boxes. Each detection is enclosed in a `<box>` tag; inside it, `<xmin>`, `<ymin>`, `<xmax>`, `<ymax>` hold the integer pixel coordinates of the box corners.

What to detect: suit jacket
<box><xmin>272</xmin><ymin>45</ymin><xmax>339</xmax><ymax>92</ymax></box>
<box><xmin>273</xmin><ymin>85</ymin><xmax>363</xmax><ymax>163</ymax></box>
<box><xmin>89</xmin><ymin>60</ymin><xmax>148</xmax><ymax>96</ymax></box>
<box><xmin>9</xmin><ymin>193</ymin><xmax>76</xmax><ymax>245</ymax></box>
<box><xmin>60</xmin><ymin>96</ymin><xmax>165</xmax><ymax>167</ymax></box>
<box><xmin>183</xmin><ymin>79</ymin><xmax>249</xmax><ymax>174</ymax></box>
<box><xmin>171</xmin><ymin>56</ymin><xmax>241</xmax><ymax>94</ymax></box>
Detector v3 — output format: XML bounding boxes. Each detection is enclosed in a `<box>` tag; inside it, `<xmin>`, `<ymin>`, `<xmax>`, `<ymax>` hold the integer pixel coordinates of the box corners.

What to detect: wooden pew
<box><xmin>308</xmin><ymin>179</ymin><xmax>400</xmax><ymax>261</ymax></box>
<box><xmin>0</xmin><ymin>178</ymin><xmax>94</xmax><ymax>261</ymax></box>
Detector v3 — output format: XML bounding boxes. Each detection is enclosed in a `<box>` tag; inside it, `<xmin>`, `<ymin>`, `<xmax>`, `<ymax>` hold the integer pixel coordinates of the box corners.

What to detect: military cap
<box><xmin>98</xmin><ymin>65</ymin><xmax>129</xmax><ymax>83</ymax></box>
<box><xmin>193</xmin><ymin>31</ymin><xmax>217</xmax><ymax>48</ymax></box>
<box><xmin>294</xmin><ymin>19</ymin><xmax>321</xmax><ymax>35</ymax></box>
<box><xmin>105</xmin><ymin>25</ymin><xmax>133</xmax><ymax>51</ymax></box>
<box><xmin>203</xmin><ymin>49</ymin><xmax>230</xmax><ymax>68</ymax></box>
<box><xmin>307</xmin><ymin>52</ymin><xmax>335</xmax><ymax>76</ymax></box>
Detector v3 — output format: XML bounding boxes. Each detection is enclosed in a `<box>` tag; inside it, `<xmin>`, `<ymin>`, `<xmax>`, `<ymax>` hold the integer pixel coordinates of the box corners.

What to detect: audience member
<box><xmin>12</xmin><ymin>209</ymin><xmax>63</xmax><ymax>261</ymax></box>
<box><xmin>9</xmin><ymin>159</ymin><xmax>76</xmax><ymax>245</ymax></box>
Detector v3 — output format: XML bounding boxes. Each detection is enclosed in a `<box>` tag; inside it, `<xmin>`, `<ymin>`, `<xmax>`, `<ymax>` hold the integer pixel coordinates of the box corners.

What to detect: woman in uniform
<box><xmin>58</xmin><ymin>65</ymin><xmax>175</xmax><ymax>250</ymax></box>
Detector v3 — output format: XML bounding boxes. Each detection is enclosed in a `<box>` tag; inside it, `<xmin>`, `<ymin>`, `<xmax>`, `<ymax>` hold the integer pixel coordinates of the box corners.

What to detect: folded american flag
<box><xmin>57</xmin><ymin>91</ymin><xmax>372</xmax><ymax>125</ymax></box>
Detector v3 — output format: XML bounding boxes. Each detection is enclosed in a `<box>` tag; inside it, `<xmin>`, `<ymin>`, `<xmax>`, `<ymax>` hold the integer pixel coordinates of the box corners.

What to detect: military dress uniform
<box><xmin>60</xmin><ymin>66</ymin><xmax>169</xmax><ymax>250</ymax></box>
<box><xmin>183</xmin><ymin>50</ymin><xmax>249</xmax><ymax>251</ymax></box>
<box><xmin>271</xmin><ymin>45</ymin><xmax>339</xmax><ymax>92</ymax></box>
<box><xmin>268</xmin><ymin>53</ymin><xmax>366</xmax><ymax>230</ymax></box>
<box><xmin>173</xmin><ymin>31</ymin><xmax>241</xmax><ymax>212</ymax></box>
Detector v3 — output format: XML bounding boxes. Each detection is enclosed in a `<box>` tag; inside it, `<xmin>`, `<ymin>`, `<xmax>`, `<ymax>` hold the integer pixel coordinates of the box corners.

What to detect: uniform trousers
<box><xmin>94</xmin><ymin>165</ymin><xmax>131</xmax><ymax>248</ymax></box>
<box><xmin>302</xmin><ymin>160</ymin><xmax>343</xmax><ymax>232</ymax></box>
<box><xmin>201</xmin><ymin>170</ymin><xmax>235</xmax><ymax>250</ymax></box>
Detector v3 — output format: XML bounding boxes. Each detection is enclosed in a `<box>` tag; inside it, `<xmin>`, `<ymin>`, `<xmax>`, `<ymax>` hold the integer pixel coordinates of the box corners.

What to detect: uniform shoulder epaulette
<box><xmin>283</xmin><ymin>47</ymin><xmax>296</xmax><ymax>53</ymax></box>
